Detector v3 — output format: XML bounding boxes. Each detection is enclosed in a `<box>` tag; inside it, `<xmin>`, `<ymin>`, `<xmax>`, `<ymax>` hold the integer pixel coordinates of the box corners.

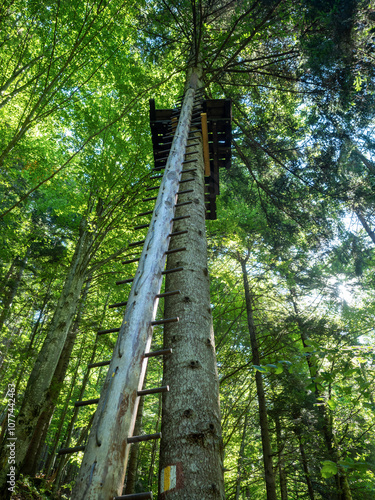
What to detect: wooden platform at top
<box><xmin>149</xmin><ymin>97</ymin><xmax>232</xmax><ymax>220</ymax></box>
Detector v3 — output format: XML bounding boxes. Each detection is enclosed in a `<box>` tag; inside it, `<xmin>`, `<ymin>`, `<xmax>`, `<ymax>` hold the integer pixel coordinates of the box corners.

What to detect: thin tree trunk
<box><xmin>159</xmin><ymin>69</ymin><xmax>225</xmax><ymax>500</ymax></box>
<box><xmin>235</xmin><ymin>413</ymin><xmax>249</xmax><ymax>500</ymax></box>
<box><xmin>0</xmin><ymin>254</ymin><xmax>27</xmax><ymax>364</ymax></box>
<box><xmin>275</xmin><ymin>414</ymin><xmax>288</xmax><ymax>500</ymax></box>
<box><xmin>240</xmin><ymin>257</ymin><xmax>278</xmax><ymax>500</ymax></box>
<box><xmin>297</xmin><ymin>433</ymin><xmax>315</xmax><ymax>500</ymax></box>
<box><xmin>52</xmin><ymin>343</ymin><xmax>98</xmax><ymax>489</ymax></box>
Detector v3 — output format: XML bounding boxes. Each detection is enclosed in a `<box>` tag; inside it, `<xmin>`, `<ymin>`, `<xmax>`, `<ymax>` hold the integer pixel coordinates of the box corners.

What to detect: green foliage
<box><xmin>1</xmin><ymin>0</ymin><xmax>375</xmax><ymax>498</ymax></box>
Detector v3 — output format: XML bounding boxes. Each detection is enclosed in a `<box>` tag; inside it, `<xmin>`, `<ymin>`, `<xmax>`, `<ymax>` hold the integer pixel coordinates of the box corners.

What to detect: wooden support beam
<box><xmin>201</xmin><ymin>112</ymin><xmax>211</xmax><ymax>176</ymax></box>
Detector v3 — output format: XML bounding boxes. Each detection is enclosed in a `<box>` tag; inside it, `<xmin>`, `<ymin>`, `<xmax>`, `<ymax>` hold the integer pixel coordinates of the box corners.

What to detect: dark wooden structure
<box><xmin>149</xmin><ymin>98</ymin><xmax>232</xmax><ymax>220</ymax></box>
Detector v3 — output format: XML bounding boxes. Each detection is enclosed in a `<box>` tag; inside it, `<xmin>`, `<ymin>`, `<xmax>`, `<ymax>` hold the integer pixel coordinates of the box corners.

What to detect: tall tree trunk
<box><xmin>296</xmin><ymin>433</ymin><xmax>315</xmax><ymax>500</ymax></box>
<box><xmin>159</xmin><ymin>70</ymin><xmax>225</xmax><ymax>500</ymax></box>
<box><xmin>0</xmin><ymin>219</ymin><xmax>92</xmax><ymax>498</ymax></box>
<box><xmin>275</xmin><ymin>414</ymin><xmax>288</xmax><ymax>500</ymax></box>
<box><xmin>235</xmin><ymin>413</ymin><xmax>249</xmax><ymax>500</ymax></box>
<box><xmin>0</xmin><ymin>254</ymin><xmax>27</xmax><ymax>366</ymax></box>
<box><xmin>240</xmin><ymin>257</ymin><xmax>278</xmax><ymax>500</ymax></box>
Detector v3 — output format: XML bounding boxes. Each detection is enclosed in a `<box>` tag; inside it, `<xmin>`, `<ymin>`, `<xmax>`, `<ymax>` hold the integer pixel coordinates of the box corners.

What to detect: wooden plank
<box><xmin>201</xmin><ymin>113</ymin><xmax>211</xmax><ymax>176</ymax></box>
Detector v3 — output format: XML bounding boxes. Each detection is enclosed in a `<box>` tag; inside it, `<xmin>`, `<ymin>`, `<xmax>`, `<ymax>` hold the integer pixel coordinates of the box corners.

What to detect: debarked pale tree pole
<box><xmin>158</xmin><ymin>68</ymin><xmax>225</xmax><ymax>499</ymax></box>
<box><xmin>72</xmin><ymin>71</ymin><xmax>201</xmax><ymax>500</ymax></box>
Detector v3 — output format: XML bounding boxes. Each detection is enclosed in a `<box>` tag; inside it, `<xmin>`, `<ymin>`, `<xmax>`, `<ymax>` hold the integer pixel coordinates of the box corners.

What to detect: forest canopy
<box><xmin>0</xmin><ymin>0</ymin><xmax>375</xmax><ymax>499</ymax></box>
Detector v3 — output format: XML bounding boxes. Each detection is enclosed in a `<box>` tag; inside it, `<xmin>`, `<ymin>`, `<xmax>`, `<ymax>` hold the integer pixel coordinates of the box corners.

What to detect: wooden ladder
<box><xmin>57</xmin><ymin>86</ymin><xmax>205</xmax><ymax>499</ymax></box>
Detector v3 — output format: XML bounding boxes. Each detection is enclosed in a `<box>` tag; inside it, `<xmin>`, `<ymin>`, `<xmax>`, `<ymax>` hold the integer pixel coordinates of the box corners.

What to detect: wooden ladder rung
<box><xmin>162</xmin><ymin>266</ymin><xmax>183</xmax><ymax>275</ymax></box>
<box><xmin>127</xmin><ymin>432</ymin><xmax>161</xmax><ymax>444</ymax></box>
<box><xmin>144</xmin><ymin>348</ymin><xmax>172</xmax><ymax>358</ymax></box>
<box><xmin>88</xmin><ymin>360</ymin><xmax>111</xmax><ymax>368</ymax></box>
<box><xmin>171</xmin><ymin>215</ymin><xmax>190</xmax><ymax>221</ymax></box>
<box><xmin>97</xmin><ymin>327</ymin><xmax>120</xmax><ymax>335</ymax></box>
<box><xmin>176</xmin><ymin>189</ymin><xmax>194</xmax><ymax>195</ymax></box>
<box><xmin>151</xmin><ymin>317</ymin><xmax>179</xmax><ymax>326</ymax></box>
<box><xmin>129</xmin><ymin>239</ymin><xmax>145</xmax><ymax>247</ymax></box>
<box><xmin>122</xmin><ymin>257</ymin><xmax>140</xmax><ymax>264</ymax></box>
<box><xmin>74</xmin><ymin>398</ymin><xmax>100</xmax><ymax>408</ymax></box>
<box><xmin>114</xmin><ymin>491</ymin><xmax>153</xmax><ymax>499</ymax></box>
<box><xmin>156</xmin><ymin>290</ymin><xmax>181</xmax><ymax>299</ymax></box>
<box><xmin>175</xmin><ymin>201</ymin><xmax>192</xmax><ymax>208</ymax></box>
<box><xmin>57</xmin><ymin>445</ymin><xmax>86</xmax><ymax>455</ymax></box>
<box><xmin>108</xmin><ymin>301</ymin><xmax>128</xmax><ymax>309</ymax></box>
<box><xmin>116</xmin><ymin>278</ymin><xmax>133</xmax><ymax>285</ymax></box>
<box><xmin>165</xmin><ymin>247</ymin><xmax>187</xmax><ymax>255</ymax></box>
<box><xmin>137</xmin><ymin>385</ymin><xmax>169</xmax><ymax>396</ymax></box>
<box><xmin>169</xmin><ymin>230</ymin><xmax>188</xmax><ymax>237</ymax></box>
<box><xmin>137</xmin><ymin>210</ymin><xmax>153</xmax><ymax>217</ymax></box>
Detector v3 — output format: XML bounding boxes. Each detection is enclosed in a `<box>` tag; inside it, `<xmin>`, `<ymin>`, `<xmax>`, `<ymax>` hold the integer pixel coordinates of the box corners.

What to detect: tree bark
<box><xmin>240</xmin><ymin>257</ymin><xmax>278</xmax><ymax>500</ymax></box>
<box><xmin>159</xmin><ymin>80</ymin><xmax>225</xmax><ymax>498</ymax></box>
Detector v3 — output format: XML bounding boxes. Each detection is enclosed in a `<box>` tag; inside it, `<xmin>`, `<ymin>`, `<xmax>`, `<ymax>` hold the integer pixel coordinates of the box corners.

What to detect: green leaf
<box><xmin>321</xmin><ymin>460</ymin><xmax>338</xmax><ymax>478</ymax></box>
<box><xmin>253</xmin><ymin>365</ymin><xmax>267</xmax><ymax>373</ymax></box>
<box><xmin>327</xmin><ymin>399</ymin><xmax>336</xmax><ymax>410</ymax></box>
